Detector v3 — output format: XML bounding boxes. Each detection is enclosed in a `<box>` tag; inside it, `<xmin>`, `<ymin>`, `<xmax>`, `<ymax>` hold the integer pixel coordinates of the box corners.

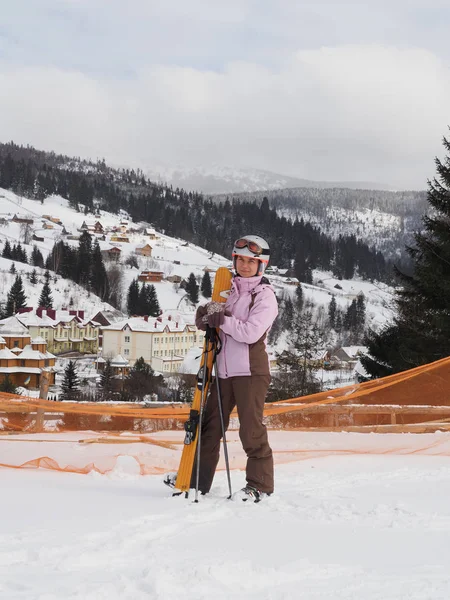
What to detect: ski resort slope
<box><xmin>2</xmin><ymin>431</ymin><xmax>450</xmax><ymax>599</ymax></box>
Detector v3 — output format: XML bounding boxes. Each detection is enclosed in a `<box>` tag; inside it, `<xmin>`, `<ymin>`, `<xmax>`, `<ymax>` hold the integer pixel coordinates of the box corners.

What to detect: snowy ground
<box><xmin>2</xmin><ymin>431</ymin><xmax>450</xmax><ymax>599</ymax></box>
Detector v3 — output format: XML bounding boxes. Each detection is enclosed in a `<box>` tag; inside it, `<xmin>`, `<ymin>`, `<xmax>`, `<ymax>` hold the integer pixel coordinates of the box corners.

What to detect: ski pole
<box><xmin>214</xmin><ymin>360</ymin><xmax>233</xmax><ymax>499</ymax></box>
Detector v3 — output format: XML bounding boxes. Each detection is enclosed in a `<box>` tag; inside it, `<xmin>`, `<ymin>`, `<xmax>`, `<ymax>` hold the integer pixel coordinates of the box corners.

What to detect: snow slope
<box><xmin>1</xmin><ymin>430</ymin><xmax>450</xmax><ymax>599</ymax></box>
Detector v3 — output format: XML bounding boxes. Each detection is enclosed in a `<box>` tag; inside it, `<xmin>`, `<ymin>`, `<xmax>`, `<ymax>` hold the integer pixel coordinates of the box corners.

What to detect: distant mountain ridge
<box><xmin>145</xmin><ymin>164</ymin><xmax>399</xmax><ymax>195</ymax></box>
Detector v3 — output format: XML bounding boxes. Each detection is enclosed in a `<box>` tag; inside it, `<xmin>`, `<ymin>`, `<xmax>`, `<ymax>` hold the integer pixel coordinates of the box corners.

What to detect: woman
<box><xmin>194</xmin><ymin>235</ymin><xmax>278</xmax><ymax>502</ymax></box>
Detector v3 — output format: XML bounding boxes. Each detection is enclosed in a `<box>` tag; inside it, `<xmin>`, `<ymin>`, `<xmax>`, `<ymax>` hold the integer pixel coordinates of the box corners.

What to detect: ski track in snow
<box><xmin>2</xmin><ymin>445</ymin><xmax>450</xmax><ymax>600</ymax></box>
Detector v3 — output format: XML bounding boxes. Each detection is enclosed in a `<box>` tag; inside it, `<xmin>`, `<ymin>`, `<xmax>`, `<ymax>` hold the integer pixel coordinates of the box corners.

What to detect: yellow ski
<box><xmin>173</xmin><ymin>266</ymin><xmax>232</xmax><ymax>494</ymax></box>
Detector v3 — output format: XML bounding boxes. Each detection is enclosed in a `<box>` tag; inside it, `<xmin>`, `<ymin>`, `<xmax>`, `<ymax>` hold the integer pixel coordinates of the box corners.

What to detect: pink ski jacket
<box><xmin>216</xmin><ymin>275</ymin><xmax>278</xmax><ymax>378</ymax></box>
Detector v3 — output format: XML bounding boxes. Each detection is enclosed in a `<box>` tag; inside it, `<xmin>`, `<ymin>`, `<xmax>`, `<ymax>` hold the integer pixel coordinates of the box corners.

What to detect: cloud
<box><xmin>3</xmin><ymin>43</ymin><xmax>450</xmax><ymax>188</ymax></box>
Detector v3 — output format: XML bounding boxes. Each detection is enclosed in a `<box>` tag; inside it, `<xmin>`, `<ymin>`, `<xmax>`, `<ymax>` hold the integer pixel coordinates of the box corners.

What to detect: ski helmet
<box><xmin>232</xmin><ymin>235</ymin><xmax>270</xmax><ymax>275</ymax></box>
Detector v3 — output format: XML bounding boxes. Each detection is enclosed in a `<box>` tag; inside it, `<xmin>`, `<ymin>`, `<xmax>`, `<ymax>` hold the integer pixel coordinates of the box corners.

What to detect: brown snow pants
<box><xmin>191</xmin><ymin>375</ymin><xmax>273</xmax><ymax>494</ymax></box>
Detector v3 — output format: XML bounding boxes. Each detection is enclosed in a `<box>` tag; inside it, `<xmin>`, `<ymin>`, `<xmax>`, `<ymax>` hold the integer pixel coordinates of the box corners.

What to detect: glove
<box><xmin>195</xmin><ymin>305</ymin><xmax>208</xmax><ymax>331</ymax></box>
<box><xmin>203</xmin><ymin>301</ymin><xmax>226</xmax><ymax>328</ymax></box>
<box><xmin>206</xmin><ymin>309</ymin><xmax>225</xmax><ymax>328</ymax></box>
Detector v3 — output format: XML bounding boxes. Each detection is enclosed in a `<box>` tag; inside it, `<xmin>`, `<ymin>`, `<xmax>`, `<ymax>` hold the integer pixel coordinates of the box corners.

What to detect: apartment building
<box><xmin>101</xmin><ymin>312</ymin><xmax>202</xmax><ymax>373</ymax></box>
<box><xmin>14</xmin><ymin>308</ymin><xmax>101</xmax><ymax>355</ymax></box>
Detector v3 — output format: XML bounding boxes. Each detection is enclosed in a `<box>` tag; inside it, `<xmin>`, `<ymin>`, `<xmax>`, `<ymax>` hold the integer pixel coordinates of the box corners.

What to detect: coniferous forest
<box><xmin>361</xmin><ymin>133</ymin><xmax>450</xmax><ymax>377</ymax></box>
<box><xmin>0</xmin><ymin>141</ymin><xmax>399</xmax><ymax>284</ymax></box>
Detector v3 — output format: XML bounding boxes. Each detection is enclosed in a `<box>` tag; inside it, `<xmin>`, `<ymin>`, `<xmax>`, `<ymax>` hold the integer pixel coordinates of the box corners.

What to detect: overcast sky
<box><xmin>1</xmin><ymin>0</ymin><xmax>450</xmax><ymax>189</ymax></box>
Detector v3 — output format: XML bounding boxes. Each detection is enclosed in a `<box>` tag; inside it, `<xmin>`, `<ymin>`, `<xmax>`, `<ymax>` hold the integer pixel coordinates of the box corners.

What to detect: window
<box><xmin>21</xmin><ymin>360</ymin><xmax>25</xmax><ymax>367</ymax></box>
<box><xmin>155</xmin><ymin>337</ymin><xmax>159</xmax><ymax>344</ymax></box>
<box><xmin>64</xmin><ymin>331</ymin><xmax>68</xmax><ymax>338</ymax></box>
<box><xmin>165</xmin><ymin>350</ymin><xmax>167</xmax><ymax>356</ymax></box>
<box><xmin>124</xmin><ymin>349</ymin><xmax>130</xmax><ymax>356</ymax></box>
<box><xmin>14</xmin><ymin>341</ymin><xmax>19</xmax><ymax>348</ymax></box>
<box><xmin>124</xmin><ymin>335</ymin><xmax>130</xmax><ymax>343</ymax></box>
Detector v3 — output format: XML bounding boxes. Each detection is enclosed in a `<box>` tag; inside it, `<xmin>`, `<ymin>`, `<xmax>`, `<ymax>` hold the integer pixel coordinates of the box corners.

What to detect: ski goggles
<box><xmin>234</xmin><ymin>238</ymin><xmax>269</xmax><ymax>257</ymax></box>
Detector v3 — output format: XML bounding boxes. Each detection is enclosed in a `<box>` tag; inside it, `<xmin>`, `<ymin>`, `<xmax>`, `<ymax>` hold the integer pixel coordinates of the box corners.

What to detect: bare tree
<box><xmin>20</xmin><ymin>222</ymin><xmax>32</xmax><ymax>245</ymax></box>
<box><xmin>106</xmin><ymin>263</ymin><xmax>124</xmax><ymax>309</ymax></box>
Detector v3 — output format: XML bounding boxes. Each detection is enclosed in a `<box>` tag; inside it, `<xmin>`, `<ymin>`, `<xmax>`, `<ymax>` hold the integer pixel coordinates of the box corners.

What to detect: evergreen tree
<box><xmin>61</xmin><ymin>360</ymin><xmax>80</xmax><ymax>401</ymax></box>
<box><xmin>362</xmin><ymin>133</ymin><xmax>450</xmax><ymax>378</ymax></box>
<box><xmin>328</xmin><ymin>295</ymin><xmax>337</xmax><ymax>328</ymax></box>
<box><xmin>29</xmin><ymin>269</ymin><xmax>38</xmax><ymax>284</ymax></box>
<box><xmin>9</xmin><ymin>262</ymin><xmax>16</xmax><ymax>274</ymax></box>
<box><xmin>90</xmin><ymin>240</ymin><xmax>109</xmax><ymax>300</ymax></box>
<box><xmin>76</xmin><ymin>231</ymin><xmax>92</xmax><ymax>287</ymax></box>
<box><xmin>185</xmin><ymin>272</ymin><xmax>199</xmax><ymax>305</ymax></box>
<box><xmin>126</xmin><ymin>278</ymin><xmax>140</xmax><ymax>315</ymax></box>
<box><xmin>0</xmin><ymin>375</ymin><xmax>17</xmax><ymax>394</ymax></box>
<box><xmin>355</xmin><ymin>293</ymin><xmax>366</xmax><ymax>338</ymax></box>
<box><xmin>38</xmin><ymin>277</ymin><xmax>53</xmax><ymax>309</ymax></box>
<box><xmin>280</xmin><ymin>296</ymin><xmax>294</xmax><ymax>330</ymax></box>
<box><xmin>31</xmin><ymin>245</ymin><xmax>44</xmax><ymax>268</ymax></box>
<box><xmin>99</xmin><ymin>359</ymin><xmax>115</xmax><ymax>399</ymax></box>
<box><xmin>295</xmin><ymin>284</ymin><xmax>304</xmax><ymax>312</ymax></box>
<box><xmin>2</xmin><ymin>239</ymin><xmax>12</xmax><ymax>259</ymax></box>
<box><xmin>344</xmin><ymin>299</ymin><xmax>357</xmax><ymax>332</ymax></box>
<box><xmin>201</xmin><ymin>271</ymin><xmax>212</xmax><ymax>298</ymax></box>
<box><xmin>4</xmin><ymin>275</ymin><xmax>27</xmax><ymax>316</ymax></box>
<box><xmin>123</xmin><ymin>357</ymin><xmax>164</xmax><ymax>402</ymax></box>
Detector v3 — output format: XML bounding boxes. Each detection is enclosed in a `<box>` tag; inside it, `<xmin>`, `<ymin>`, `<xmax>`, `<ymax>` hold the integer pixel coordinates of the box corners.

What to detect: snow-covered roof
<box><xmin>0</xmin><ymin>316</ymin><xmax>31</xmax><ymax>336</ymax></box>
<box><xmin>111</xmin><ymin>354</ymin><xmax>129</xmax><ymax>367</ymax></box>
<box><xmin>18</xmin><ymin>345</ymin><xmax>56</xmax><ymax>360</ymax></box>
<box><xmin>31</xmin><ymin>336</ymin><xmax>47</xmax><ymax>344</ymax></box>
<box><xmin>102</xmin><ymin>312</ymin><xmax>195</xmax><ymax>334</ymax></box>
<box><xmin>0</xmin><ymin>348</ymin><xmax>18</xmax><ymax>359</ymax></box>
<box><xmin>16</xmin><ymin>312</ymin><xmax>56</xmax><ymax>327</ymax></box>
<box><xmin>340</xmin><ymin>346</ymin><xmax>367</xmax><ymax>358</ymax></box>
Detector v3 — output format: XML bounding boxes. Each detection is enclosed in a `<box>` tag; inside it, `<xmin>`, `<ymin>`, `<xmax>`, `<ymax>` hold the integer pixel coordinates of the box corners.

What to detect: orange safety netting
<box><xmin>1</xmin><ymin>355</ymin><xmax>450</xmax><ymax>474</ymax></box>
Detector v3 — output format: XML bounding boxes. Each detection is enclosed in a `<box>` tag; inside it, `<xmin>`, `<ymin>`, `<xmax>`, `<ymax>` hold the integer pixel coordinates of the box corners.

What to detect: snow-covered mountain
<box><xmin>0</xmin><ymin>187</ymin><xmax>395</xmax><ymax>337</ymax></box>
<box><xmin>145</xmin><ymin>164</ymin><xmax>396</xmax><ymax>195</ymax></box>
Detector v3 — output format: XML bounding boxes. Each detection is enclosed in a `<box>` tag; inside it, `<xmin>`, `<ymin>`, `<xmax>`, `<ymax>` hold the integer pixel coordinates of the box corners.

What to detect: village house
<box><xmin>331</xmin><ymin>346</ymin><xmax>367</xmax><ymax>368</ymax></box>
<box><xmin>42</xmin><ymin>215</ymin><xmax>62</xmax><ymax>225</ymax></box>
<box><xmin>13</xmin><ymin>309</ymin><xmax>101</xmax><ymax>355</ymax></box>
<box><xmin>101</xmin><ymin>312</ymin><xmax>202</xmax><ymax>374</ymax></box>
<box><xmin>81</xmin><ymin>220</ymin><xmax>104</xmax><ymax>234</ymax></box>
<box><xmin>102</xmin><ymin>246</ymin><xmax>121</xmax><ymax>262</ymax></box>
<box><xmin>134</xmin><ymin>244</ymin><xmax>153</xmax><ymax>257</ymax></box>
<box><xmin>110</xmin><ymin>233</ymin><xmax>130</xmax><ymax>243</ymax></box>
<box><xmin>138</xmin><ymin>270</ymin><xmax>164</xmax><ymax>283</ymax></box>
<box><xmin>284</xmin><ymin>277</ymin><xmax>300</xmax><ymax>286</ymax></box>
<box><xmin>165</xmin><ymin>274</ymin><xmax>183</xmax><ymax>284</ymax></box>
<box><xmin>145</xmin><ymin>228</ymin><xmax>158</xmax><ymax>240</ymax></box>
<box><xmin>0</xmin><ymin>318</ymin><xmax>57</xmax><ymax>389</ymax></box>
<box><xmin>12</xmin><ymin>214</ymin><xmax>33</xmax><ymax>225</ymax></box>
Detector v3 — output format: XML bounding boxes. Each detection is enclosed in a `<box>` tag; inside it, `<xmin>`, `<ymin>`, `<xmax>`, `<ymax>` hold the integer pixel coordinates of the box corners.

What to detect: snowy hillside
<box><xmin>0</xmin><ymin>187</ymin><xmax>395</xmax><ymax>337</ymax></box>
